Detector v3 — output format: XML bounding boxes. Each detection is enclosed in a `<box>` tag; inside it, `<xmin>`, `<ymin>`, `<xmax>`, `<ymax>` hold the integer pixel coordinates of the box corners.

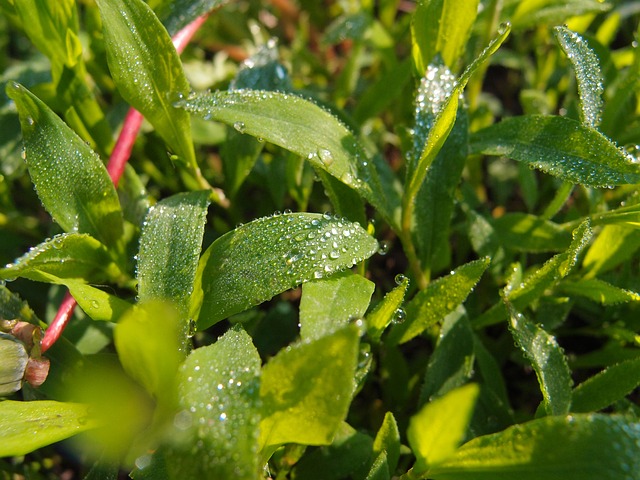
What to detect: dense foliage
<box><xmin>1</xmin><ymin>0</ymin><xmax>640</xmax><ymax>478</ymax></box>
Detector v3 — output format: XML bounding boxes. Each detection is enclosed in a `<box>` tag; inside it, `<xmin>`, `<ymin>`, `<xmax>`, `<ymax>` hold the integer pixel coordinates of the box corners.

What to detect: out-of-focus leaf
<box><xmin>559</xmin><ymin>278</ymin><xmax>640</xmax><ymax>305</ymax></box>
<box><xmin>259</xmin><ymin>326</ymin><xmax>359</xmax><ymax>451</ymax></box>
<box><xmin>470</xmin><ymin>115</ymin><xmax>640</xmax><ymax>187</ymax></box>
<box><xmin>388</xmin><ymin>257</ymin><xmax>490</xmax><ymax>345</ymax></box>
<box><xmin>572</xmin><ymin>358</ymin><xmax>640</xmax><ymax>413</ymax></box>
<box><xmin>511</xmin><ymin>0</ymin><xmax>611</xmax><ymax>30</ymax></box>
<box><xmin>299</xmin><ymin>271</ymin><xmax>374</xmax><ymax>341</ymax></box>
<box><xmin>0</xmin><ymin>332</ymin><xmax>28</xmax><ymax>395</ymax></box>
<box><xmin>164</xmin><ymin>325</ymin><xmax>262</xmax><ymax>480</ymax></box>
<box><xmin>0</xmin><ymin>400</ymin><xmax>98</xmax><ymax>456</ymax></box>
<box><xmin>192</xmin><ymin>212</ymin><xmax>379</xmax><ymax>330</ymax></box>
<box><xmin>366</xmin><ymin>275</ymin><xmax>409</xmax><ymax>343</ymax></box>
<box><xmin>95</xmin><ymin>0</ymin><xmax>195</xmax><ymax>168</ymax></box>
<box><xmin>158</xmin><ymin>0</ymin><xmax>231</xmax><ymax>36</ymax></box>
<box><xmin>373</xmin><ymin>412</ymin><xmax>401</xmax><ymax>474</ymax></box>
<box><xmin>583</xmin><ymin>224</ymin><xmax>640</xmax><ymax>276</ymax></box>
<box><xmin>491</xmin><ymin>213</ymin><xmax>572</xmax><ymax>252</ymax></box>
<box><xmin>6</xmin><ymin>83</ymin><xmax>123</xmax><ymax>247</ymax></box>
<box><xmin>428</xmin><ymin>414</ymin><xmax>640</xmax><ymax>480</ymax></box>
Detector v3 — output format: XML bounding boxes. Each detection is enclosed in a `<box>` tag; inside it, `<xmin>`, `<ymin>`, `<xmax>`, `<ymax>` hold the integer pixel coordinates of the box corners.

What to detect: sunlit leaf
<box><xmin>511</xmin><ymin>0</ymin><xmax>611</xmax><ymax>30</ymax></box>
<box><xmin>572</xmin><ymin>358</ymin><xmax>640</xmax><ymax>413</ymax></box>
<box><xmin>366</xmin><ymin>275</ymin><xmax>409</xmax><ymax>343</ymax></box>
<box><xmin>373</xmin><ymin>412</ymin><xmax>401</xmax><ymax>474</ymax></box>
<box><xmin>559</xmin><ymin>278</ymin><xmax>640</xmax><ymax>305</ymax></box>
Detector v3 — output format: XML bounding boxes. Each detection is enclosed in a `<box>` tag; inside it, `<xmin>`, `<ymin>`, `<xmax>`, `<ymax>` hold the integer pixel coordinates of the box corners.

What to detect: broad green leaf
<box><xmin>66</xmin><ymin>281</ymin><xmax>132</xmax><ymax>322</ymax></box>
<box><xmin>506</xmin><ymin>304</ymin><xmax>572</xmax><ymax>416</ymax></box>
<box><xmin>0</xmin><ymin>285</ymin><xmax>42</xmax><ymax>325</ymax></box>
<box><xmin>1</xmin><ymin>233</ymin><xmax>121</xmax><ymax>284</ymax></box>
<box><xmin>373</xmin><ymin>412</ymin><xmax>401</xmax><ymax>474</ymax></box>
<box><xmin>315</xmin><ymin>169</ymin><xmax>367</xmax><ymax>226</ymax></box>
<box><xmin>164</xmin><ymin>325</ymin><xmax>262</xmax><ymax>480</ymax></box>
<box><xmin>177</xmin><ymin>90</ymin><xmax>401</xmax><ymax>228</ymax></box>
<box><xmin>470</xmin><ymin>115</ymin><xmax>640</xmax><ymax>187</ymax></box>
<box><xmin>559</xmin><ymin>278</ymin><xmax>640</xmax><ymax>305</ymax></box>
<box><xmin>491</xmin><ymin>213</ymin><xmax>572</xmax><ymax>252</ymax></box>
<box><xmin>411</xmin><ymin>0</ymin><xmax>480</xmax><ymax>73</ymax></box>
<box><xmin>366</xmin><ymin>452</ymin><xmax>390</xmax><ymax>480</ymax></box>
<box><xmin>428</xmin><ymin>414</ymin><xmax>640</xmax><ymax>480</ymax></box>
<box><xmin>114</xmin><ymin>301</ymin><xmax>185</xmax><ymax>400</ymax></box>
<box><xmin>95</xmin><ymin>0</ymin><xmax>195</xmax><ymax>168</ymax></box>
<box><xmin>554</xmin><ymin>26</ymin><xmax>603</xmax><ymax>128</ymax></box>
<box><xmin>158</xmin><ymin>0</ymin><xmax>231</xmax><ymax>36</ymax></box>
<box><xmin>583</xmin><ymin>224</ymin><xmax>640</xmax><ymax>276</ymax></box>
<box><xmin>192</xmin><ymin>212</ymin><xmax>379</xmax><ymax>330</ymax></box>
<box><xmin>388</xmin><ymin>257</ymin><xmax>490</xmax><ymax>345</ymax></box>
<box><xmin>259</xmin><ymin>326</ymin><xmax>359</xmax><ymax>450</ymax></box>
<box><xmin>572</xmin><ymin>358</ymin><xmax>640</xmax><ymax>413</ymax></box>
<box><xmin>0</xmin><ymin>400</ymin><xmax>98</xmax><ymax>456</ymax></box>
<box><xmin>420</xmin><ymin>311</ymin><xmax>475</xmax><ymax>405</ymax></box>
<box><xmin>0</xmin><ymin>332</ymin><xmax>28</xmax><ymax>395</ymax></box>
<box><xmin>300</xmin><ymin>271</ymin><xmax>374</xmax><ymax>341</ymax></box>
<box><xmin>290</xmin><ymin>422</ymin><xmax>374</xmax><ymax>480</ymax></box>
<box><xmin>366</xmin><ymin>275</ymin><xmax>409</xmax><ymax>343</ymax></box>
<box><xmin>137</xmin><ymin>191</ymin><xmax>210</xmax><ymax>316</ymax></box>
<box><xmin>6</xmin><ymin>83</ymin><xmax>123</xmax><ymax>247</ymax></box>
<box><xmin>511</xmin><ymin>0</ymin><xmax>611</xmax><ymax>30</ymax></box>
<box><xmin>408</xmin><ymin>384</ymin><xmax>480</xmax><ymax>473</ymax></box>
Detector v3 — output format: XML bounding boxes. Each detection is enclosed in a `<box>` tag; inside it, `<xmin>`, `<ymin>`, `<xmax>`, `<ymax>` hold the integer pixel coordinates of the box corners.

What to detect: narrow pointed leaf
<box><xmin>158</xmin><ymin>0</ymin><xmax>231</xmax><ymax>36</ymax></box>
<box><xmin>506</xmin><ymin>304</ymin><xmax>572</xmax><ymax>416</ymax></box>
<box><xmin>299</xmin><ymin>271</ymin><xmax>374</xmax><ymax>341</ymax></box>
<box><xmin>137</xmin><ymin>191</ymin><xmax>210</xmax><ymax>315</ymax></box>
<box><xmin>559</xmin><ymin>278</ymin><xmax>640</xmax><ymax>305</ymax></box>
<box><xmin>572</xmin><ymin>358</ymin><xmax>640</xmax><ymax>413</ymax></box>
<box><xmin>583</xmin><ymin>224</ymin><xmax>640</xmax><ymax>276</ymax></box>
<box><xmin>428</xmin><ymin>414</ymin><xmax>640</xmax><ymax>480</ymax></box>
<box><xmin>367</xmin><ymin>276</ymin><xmax>409</xmax><ymax>343</ymax></box>
<box><xmin>6</xmin><ymin>83</ymin><xmax>123</xmax><ymax>246</ymax></box>
<box><xmin>388</xmin><ymin>257</ymin><xmax>490</xmax><ymax>345</ymax></box>
<box><xmin>0</xmin><ymin>400</ymin><xmax>99</xmax><ymax>456</ymax></box>
<box><xmin>259</xmin><ymin>326</ymin><xmax>359</xmax><ymax>450</ymax></box>
<box><xmin>373</xmin><ymin>412</ymin><xmax>401</xmax><ymax>474</ymax></box>
<box><xmin>491</xmin><ymin>213</ymin><xmax>572</xmax><ymax>252</ymax></box>
<box><xmin>95</xmin><ymin>0</ymin><xmax>195</xmax><ymax>167</ymax></box>
<box><xmin>192</xmin><ymin>212</ymin><xmax>379</xmax><ymax>330</ymax></box>
<box><xmin>409</xmin><ymin>384</ymin><xmax>480</xmax><ymax>473</ymax></box>
<box><xmin>177</xmin><ymin>90</ymin><xmax>401</xmax><ymax>227</ymax></box>
<box><xmin>470</xmin><ymin>115</ymin><xmax>640</xmax><ymax>187</ymax></box>
<box><xmin>554</xmin><ymin>26</ymin><xmax>603</xmax><ymax>128</ymax></box>
<box><xmin>511</xmin><ymin>0</ymin><xmax>612</xmax><ymax>30</ymax></box>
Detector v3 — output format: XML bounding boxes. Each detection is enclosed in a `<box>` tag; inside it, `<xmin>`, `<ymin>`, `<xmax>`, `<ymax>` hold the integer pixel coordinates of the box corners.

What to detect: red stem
<box><xmin>41</xmin><ymin>14</ymin><xmax>209</xmax><ymax>353</ymax></box>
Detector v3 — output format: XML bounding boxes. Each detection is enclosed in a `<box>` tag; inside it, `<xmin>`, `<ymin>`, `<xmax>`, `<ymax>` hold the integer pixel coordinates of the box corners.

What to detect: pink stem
<box><xmin>41</xmin><ymin>14</ymin><xmax>210</xmax><ymax>353</ymax></box>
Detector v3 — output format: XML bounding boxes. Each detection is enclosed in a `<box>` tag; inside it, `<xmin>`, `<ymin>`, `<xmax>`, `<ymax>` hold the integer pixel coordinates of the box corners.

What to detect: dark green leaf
<box><xmin>511</xmin><ymin>0</ymin><xmax>611</xmax><ymax>30</ymax></box>
<box><xmin>158</xmin><ymin>0</ymin><xmax>231</xmax><ymax>36</ymax></box>
<box><xmin>373</xmin><ymin>412</ymin><xmax>401</xmax><ymax>474</ymax></box>
<box><xmin>366</xmin><ymin>275</ymin><xmax>409</xmax><ymax>343</ymax></box>
<box><xmin>428</xmin><ymin>414</ymin><xmax>640</xmax><ymax>480</ymax></box>
<box><xmin>491</xmin><ymin>213</ymin><xmax>572</xmax><ymax>252</ymax></box>
<box><xmin>470</xmin><ymin>115</ymin><xmax>640</xmax><ymax>187</ymax></box>
<box><xmin>559</xmin><ymin>278</ymin><xmax>640</xmax><ymax>305</ymax></box>
<box><xmin>572</xmin><ymin>358</ymin><xmax>640</xmax><ymax>413</ymax></box>
<box><xmin>192</xmin><ymin>212</ymin><xmax>379</xmax><ymax>330</ymax></box>
<box><xmin>6</xmin><ymin>83</ymin><xmax>123</xmax><ymax>247</ymax></box>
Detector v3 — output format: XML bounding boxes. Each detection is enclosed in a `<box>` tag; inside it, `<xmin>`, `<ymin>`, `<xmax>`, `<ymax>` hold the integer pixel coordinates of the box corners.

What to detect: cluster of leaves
<box><xmin>1</xmin><ymin>0</ymin><xmax>640</xmax><ymax>478</ymax></box>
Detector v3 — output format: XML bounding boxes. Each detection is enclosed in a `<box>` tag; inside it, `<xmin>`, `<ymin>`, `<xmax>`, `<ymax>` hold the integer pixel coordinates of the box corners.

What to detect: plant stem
<box><xmin>41</xmin><ymin>292</ymin><xmax>77</xmax><ymax>353</ymax></box>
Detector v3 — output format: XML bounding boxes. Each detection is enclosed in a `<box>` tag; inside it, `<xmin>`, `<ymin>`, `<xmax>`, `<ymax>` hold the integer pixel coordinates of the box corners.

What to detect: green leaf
<box><xmin>158</xmin><ymin>0</ymin><xmax>231</xmax><ymax>36</ymax></box>
<box><xmin>470</xmin><ymin>115</ymin><xmax>640</xmax><ymax>187</ymax></box>
<box><xmin>572</xmin><ymin>358</ymin><xmax>640</xmax><ymax>413</ymax></box>
<box><xmin>66</xmin><ymin>281</ymin><xmax>133</xmax><ymax>322</ymax></box>
<box><xmin>411</xmin><ymin>0</ymin><xmax>480</xmax><ymax>73</ymax></box>
<box><xmin>428</xmin><ymin>414</ymin><xmax>640</xmax><ymax>480</ymax></box>
<box><xmin>6</xmin><ymin>83</ymin><xmax>123</xmax><ymax>247</ymax></box>
<box><xmin>164</xmin><ymin>325</ymin><xmax>262</xmax><ymax>480</ymax></box>
<box><xmin>177</xmin><ymin>90</ymin><xmax>401</xmax><ymax>228</ymax></box>
<box><xmin>1</xmin><ymin>233</ymin><xmax>120</xmax><ymax>284</ymax></box>
<box><xmin>95</xmin><ymin>0</ymin><xmax>195</xmax><ymax>167</ymax></box>
<box><xmin>366</xmin><ymin>452</ymin><xmax>390</xmax><ymax>480</ymax></box>
<box><xmin>583</xmin><ymin>225</ymin><xmax>640</xmax><ymax>276</ymax></box>
<box><xmin>559</xmin><ymin>278</ymin><xmax>640</xmax><ymax>305</ymax></box>
<box><xmin>506</xmin><ymin>304</ymin><xmax>572</xmax><ymax>416</ymax></box>
<box><xmin>408</xmin><ymin>383</ymin><xmax>480</xmax><ymax>473</ymax></box>
<box><xmin>491</xmin><ymin>213</ymin><xmax>572</xmax><ymax>252</ymax></box>
<box><xmin>373</xmin><ymin>412</ymin><xmax>401</xmax><ymax>474</ymax></box>
<box><xmin>0</xmin><ymin>400</ymin><xmax>98</xmax><ymax>456</ymax></box>
<box><xmin>554</xmin><ymin>26</ymin><xmax>603</xmax><ymax>128</ymax></box>
<box><xmin>300</xmin><ymin>271</ymin><xmax>374</xmax><ymax>341</ymax></box>
<box><xmin>511</xmin><ymin>0</ymin><xmax>612</xmax><ymax>30</ymax></box>
<box><xmin>388</xmin><ymin>257</ymin><xmax>490</xmax><ymax>345</ymax></box>
<box><xmin>0</xmin><ymin>333</ymin><xmax>28</xmax><ymax>395</ymax></box>
<box><xmin>137</xmin><ymin>191</ymin><xmax>210</xmax><ymax>316</ymax></box>
<box><xmin>259</xmin><ymin>325</ymin><xmax>360</xmax><ymax>450</ymax></box>
<box><xmin>366</xmin><ymin>275</ymin><xmax>409</xmax><ymax>343</ymax></box>
<box><xmin>192</xmin><ymin>212</ymin><xmax>379</xmax><ymax>330</ymax></box>
<box><xmin>0</xmin><ymin>285</ymin><xmax>42</xmax><ymax>326</ymax></box>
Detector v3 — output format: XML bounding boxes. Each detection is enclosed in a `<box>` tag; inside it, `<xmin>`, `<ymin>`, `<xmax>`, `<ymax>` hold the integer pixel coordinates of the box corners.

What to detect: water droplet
<box><xmin>395</xmin><ymin>274</ymin><xmax>407</xmax><ymax>285</ymax></box>
<box><xmin>318</xmin><ymin>148</ymin><xmax>334</xmax><ymax>166</ymax></box>
<box><xmin>393</xmin><ymin>308</ymin><xmax>406</xmax><ymax>324</ymax></box>
<box><xmin>233</xmin><ymin>121</ymin><xmax>246</xmax><ymax>133</ymax></box>
<box><xmin>378</xmin><ymin>241</ymin><xmax>390</xmax><ymax>255</ymax></box>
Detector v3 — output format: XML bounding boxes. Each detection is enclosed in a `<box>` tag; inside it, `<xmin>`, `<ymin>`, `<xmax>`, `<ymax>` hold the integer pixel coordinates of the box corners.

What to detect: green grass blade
<box><xmin>511</xmin><ymin>0</ymin><xmax>611</xmax><ymax>30</ymax></box>
<box><xmin>366</xmin><ymin>275</ymin><xmax>410</xmax><ymax>343</ymax></box>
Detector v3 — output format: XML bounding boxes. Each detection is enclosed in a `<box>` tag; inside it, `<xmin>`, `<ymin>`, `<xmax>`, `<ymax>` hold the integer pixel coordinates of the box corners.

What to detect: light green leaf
<box><xmin>583</xmin><ymin>225</ymin><xmax>640</xmax><ymax>277</ymax></box>
<box><xmin>6</xmin><ymin>83</ymin><xmax>123</xmax><ymax>247</ymax></box>
<box><xmin>0</xmin><ymin>333</ymin><xmax>28</xmax><ymax>395</ymax></box>
<box><xmin>554</xmin><ymin>26</ymin><xmax>603</xmax><ymax>128</ymax></box>
<box><xmin>428</xmin><ymin>414</ymin><xmax>640</xmax><ymax>480</ymax></box>
<box><xmin>0</xmin><ymin>400</ymin><xmax>98</xmax><ymax>456</ymax></box>
<box><xmin>511</xmin><ymin>0</ymin><xmax>611</xmax><ymax>30</ymax></box>
<box><xmin>137</xmin><ymin>191</ymin><xmax>210</xmax><ymax>316</ymax></box>
<box><xmin>192</xmin><ymin>212</ymin><xmax>379</xmax><ymax>330</ymax></box>
<box><xmin>366</xmin><ymin>452</ymin><xmax>390</xmax><ymax>480</ymax></box>
<box><xmin>411</xmin><ymin>0</ymin><xmax>480</xmax><ymax>73</ymax></box>
<box><xmin>470</xmin><ymin>115</ymin><xmax>640</xmax><ymax>187</ymax></box>
<box><xmin>506</xmin><ymin>304</ymin><xmax>572</xmax><ymax>416</ymax></box>
<box><xmin>259</xmin><ymin>326</ymin><xmax>359</xmax><ymax>450</ymax></box>
<box><xmin>67</xmin><ymin>282</ymin><xmax>133</xmax><ymax>322</ymax></box>
<box><xmin>158</xmin><ymin>0</ymin><xmax>231</xmax><ymax>36</ymax></box>
<box><xmin>1</xmin><ymin>233</ymin><xmax>120</xmax><ymax>284</ymax></box>
<box><xmin>95</xmin><ymin>0</ymin><xmax>195</xmax><ymax>167</ymax></box>
<box><xmin>177</xmin><ymin>90</ymin><xmax>401</xmax><ymax>228</ymax></box>
<box><xmin>373</xmin><ymin>412</ymin><xmax>401</xmax><ymax>474</ymax></box>
<box><xmin>559</xmin><ymin>278</ymin><xmax>640</xmax><ymax>305</ymax></box>
<box><xmin>491</xmin><ymin>213</ymin><xmax>572</xmax><ymax>252</ymax></box>
<box><xmin>366</xmin><ymin>275</ymin><xmax>409</xmax><ymax>343</ymax></box>
<box><xmin>388</xmin><ymin>257</ymin><xmax>490</xmax><ymax>345</ymax></box>
<box><xmin>408</xmin><ymin>384</ymin><xmax>480</xmax><ymax>473</ymax></box>
<box><xmin>572</xmin><ymin>358</ymin><xmax>640</xmax><ymax>413</ymax></box>
<box><xmin>164</xmin><ymin>325</ymin><xmax>261</xmax><ymax>480</ymax></box>
<box><xmin>300</xmin><ymin>271</ymin><xmax>374</xmax><ymax>341</ymax></box>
